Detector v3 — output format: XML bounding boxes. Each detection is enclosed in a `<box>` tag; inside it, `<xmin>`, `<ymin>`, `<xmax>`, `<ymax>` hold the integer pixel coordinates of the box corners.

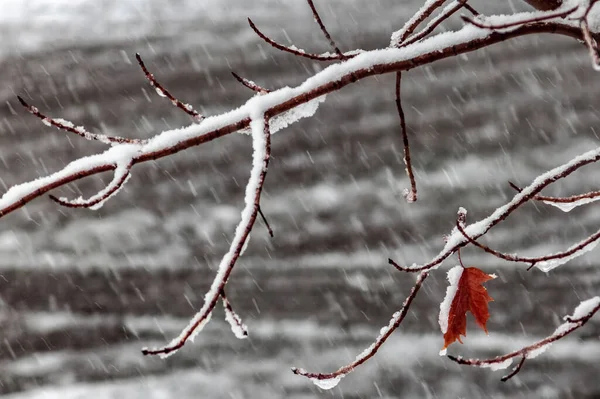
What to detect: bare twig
<box><xmin>292</xmin><ymin>271</ymin><xmax>429</xmax><ymax>384</ymax></box>
<box><xmin>231</xmin><ymin>72</ymin><xmax>271</xmax><ymax>94</ymax></box>
<box><xmin>448</xmin><ymin>297</ymin><xmax>600</xmax><ymax>381</ymax></box>
<box><xmin>501</xmin><ymin>356</ymin><xmax>526</xmax><ymax>382</ymax></box>
<box><xmin>306</xmin><ymin>0</ymin><xmax>344</xmax><ymax>57</ymax></box>
<box><xmin>402</xmin><ymin>0</ymin><xmax>471</xmax><ymax>47</ymax></box>
<box><xmin>248</xmin><ymin>18</ymin><xmax>355</xmax><ymax>61</ymax></box>
<box><xmin>221</xmin><ymin>289</ymin><xmax>248</xmax><ymax>338</ymax></box>
<box><xmin>395</xmin><ymin>72</ymin><xmax>417</xmax><ymax>202</ymax></box>
<box><xmin>258</xmin><ymin>206</ymin><xmax>274</xmax><ymax>237</ymax></box>
<box><xmin>461</xmin><ymin>5</ymin><xmax>578</xmax><ymax>30</ymax></box>
<box><xmin>136</xmin><ymin>53</ymin><xmax>204</xmax><ymax>121</ymax></box>
<box><xmin>142</xmin><ymin>114</ymin><xmax>272</xmax><ymax>357</ymax></box>
<box><xmin>17</xmin><ymin>96</ymin><xmax>142</xmax><ymax>145</ymax></box>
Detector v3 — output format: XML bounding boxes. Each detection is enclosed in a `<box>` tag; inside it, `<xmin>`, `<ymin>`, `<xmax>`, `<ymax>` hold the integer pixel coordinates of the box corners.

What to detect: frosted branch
<box><xmin>391</xmin><ymin>0</ymin><xmax>448</xmax><ymax>46</ymax></box>
<box><xmin>461</xmin><ymin>5</ymin><xmax>578</xmax><ymax>30</ymax></box>
<box><xmin>221</xmin><ymin>289</ymin><xmax>249</xmax><ymax>339</ymax></box>
<box><xmin>509</xmin><ymin>181</ymin><xmax>600</xmax><ymax>212</ymax></box>
<box><xmin>141</xmin><ymin>113</ymin><xmax>271</xmax><ymax>357</ymax></box>
<box><xmin>17</xmin><ymin>96</ymin><xmax>142</xmax><ymax>145</ymax></box>
<box><xmin>448</xmin><ymin>297</ymin><xmax>600</xmax><ymax>381</ymax></box>
<box><xmin>456</xmin><ymin>212</ymin><xmax>600</xmax><ymax>271</ymax></box>
<box><xmin>292</xmin><ymin>271</ymin><xmax>429</xmax><ymax>389</ymax></box>
<box><xmin>389</xmin><ymin>144</ymin><xmax>600</xmax><ymax>272</ymax></box>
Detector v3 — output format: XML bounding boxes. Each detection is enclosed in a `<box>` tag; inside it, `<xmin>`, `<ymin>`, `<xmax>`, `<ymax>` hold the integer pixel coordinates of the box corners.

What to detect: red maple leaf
<box><xmin>440</xmin><ymin>266</ymin><xmax>496</xmax><ymax>350</ymax></box>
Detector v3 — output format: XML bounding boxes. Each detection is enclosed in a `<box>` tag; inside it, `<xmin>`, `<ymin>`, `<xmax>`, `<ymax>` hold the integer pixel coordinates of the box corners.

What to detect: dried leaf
<box><xmin>440</xmin><ymin>266</ymin><xmax>496</xmax><ymax>350</ymax></box>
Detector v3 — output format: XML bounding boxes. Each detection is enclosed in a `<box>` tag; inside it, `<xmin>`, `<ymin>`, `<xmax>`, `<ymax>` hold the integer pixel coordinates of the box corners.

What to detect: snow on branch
<box><xmin>448</xmin><ymin>297</ymin><xmax>600</xmax><ymax>381</ymax></box>
<box><xmin>142</xmin><ymin>112</ymin><xmax>272</xmax><ymax>357</ymax></box>
<box><xmin>509</xmin><ymin>181</ymin><xmax>600</xmax><ymax>212</ymax></box>
<box><xmin>389</xmin><ymin>144</ymin><xmax>600</xmax><ymax>273</ymax></box>
<box><xmin>17</xmin><ymin>96</ymin><xmax>143</xmax><ymax>145</ymax></box>
<box><xmin>292</xmin><ymin>271</ymin><xmax>429</xmax><ymax>390</ymax></box>
<box><xmin>456</xmin><ymin>211</ymin><xmax>600</xmax><ymax>271</ymax></box>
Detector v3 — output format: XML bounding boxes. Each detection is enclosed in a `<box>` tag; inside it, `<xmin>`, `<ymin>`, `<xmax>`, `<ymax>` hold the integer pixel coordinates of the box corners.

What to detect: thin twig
<box><xmin>461</xmin><ymin>5</ymin><xmax>577</xmax><ymax>30</ymax></box>
<box><xmin>258</xmin><ymin>206</ymin><xmax>274</xmax><ymax>237</ymax></box>
<box><xmin>292</xmin><ymin>271</ymin><xmax>428</xmax><ymax>382</ymax></box>
<box><xmin>17</xmin><ymin>96</ymin><xmax>142</xmax><ymax>145</ymax></box>
<box><xmin>448</xmin><ymin>298</ymin><xmax>600</xmax><ymax>381</ymax></box>
<box><xmin>136</xmin><ymin>53</ymin><xmax>204</xmax><ymax>122</ymax></box>
<box><xmin>248</xmin><ymin>18</ymin><xmax>354</xmax><ymax>61</ymax></box>
<box><xmin>509</xmin><ymin>181</ymin><xmax>600</xmax><ymax>204</ymax></box>
<box><xmin>306</xmin><ymin>0</ymin><xmax>344</xmax><ymax>57</ymax></box>
<box><xmin>501</xmin><ymin>356</ymin><xmax>526</xmax><ymax>382</ymax></box>
<box><xmin>392</xmin><ymin>0</ymin><xmax>448</xmax><ymax>46</ymax></box>
<box><xmin>402</xmin><ymin>0</ymin><xmax>470</xmax><ymax>47</ymax></box>
<box><xmin>231</xmin><ymin>72</ymin><xmax>270</xmax><ymax>93</ymax></box>
<box><xmin>395</xmin><ymin>72</ymin><xmax>417</xmax><ymax>202</ymax></box>
<box><xmin>389</xmin><ymin>145</ymin><xmax>600</xmax><ymax>273</ymax></box>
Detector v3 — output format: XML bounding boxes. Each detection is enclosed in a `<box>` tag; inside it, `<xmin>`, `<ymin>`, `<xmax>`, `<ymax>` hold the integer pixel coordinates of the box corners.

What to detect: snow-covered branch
<box><xmin>448</xmin><ymin>297</ymin><xmax>600</xmax><ymax>381</ymax></box>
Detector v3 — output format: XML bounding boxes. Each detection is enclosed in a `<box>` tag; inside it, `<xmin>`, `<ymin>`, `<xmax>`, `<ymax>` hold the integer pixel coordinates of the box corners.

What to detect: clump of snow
<box><xmin>544</xmin><ymin>197</ymin><xmax>600</xmax><ymax>212</ymax></box>
<box><xmin>439</xmin><ymin>265</ymin><xmax>464</xmax><ymax>334</ymax></box>
<box><xmin>479</xmin><ymin>358</ymin><xmax>513</xmax><ymax>370</ymax></box>
<box><xmin>311</xmin><ymin>375</ymin><xmax>344</xmax><ymax>390</ymax></box>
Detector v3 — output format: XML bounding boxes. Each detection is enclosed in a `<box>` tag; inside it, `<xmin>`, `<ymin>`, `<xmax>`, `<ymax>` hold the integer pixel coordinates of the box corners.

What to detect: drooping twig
<box><xmin>17</xmin><ymin>96</ymin><xmax>142</xmax><ymax>145</ymax></box>
<box><xmin>142</xmin><ymin>113</ymin><xmax>272</xmax><ymax>357</ymax></box>
<box><xmin>395</xmin><ymin>72</ymin><xmax>417</xmax><ymax>202</ymax></box>
<box><xmin>231</xmin><ymin>72</ymin><xmax>271</xmax><ymax>94</ymax></box>
<box><xmin>455</xmin><ymin>211</ymin><xmax>600</xmax><ymax>271</ymax></box>
<box><xmin>306</xmin><ymin>0</ymin><xmax>344</xmax><ymax>57</ymax></box>
<box><xmin>248</xmin><ymin>18</ymin><xmax>358</xmax><ymax>61</ymax></box>
<box><xmin>136</xmin><ymin>53</ymin><xmax>204</xmax><ymax>122</ymax></box>
<box><xmin>461</xmin><ymin>5</ymin><xmax>578</xmax><ymax>31</ymax></box>
<box><xmin>292</xmin><ymin>271</ymin><xmax>429</xmax><ymax>386</ymax></box>
<box><xmin>448</xmin><ymin>297</ymin><xmax>600</xmax><ymax>381</ymax></box>
<box><xmin>49</xmin><ymin>160</ymin><xmax>134</xmax><ymax>210</ymax></box>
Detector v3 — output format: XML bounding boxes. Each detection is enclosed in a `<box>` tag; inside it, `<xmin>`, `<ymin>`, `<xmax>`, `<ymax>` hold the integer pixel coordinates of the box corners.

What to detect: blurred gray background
<box><xmin>0</xmin><ymin>0</ymin><xmax>599</xmax><ymax>398</ymax></box>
